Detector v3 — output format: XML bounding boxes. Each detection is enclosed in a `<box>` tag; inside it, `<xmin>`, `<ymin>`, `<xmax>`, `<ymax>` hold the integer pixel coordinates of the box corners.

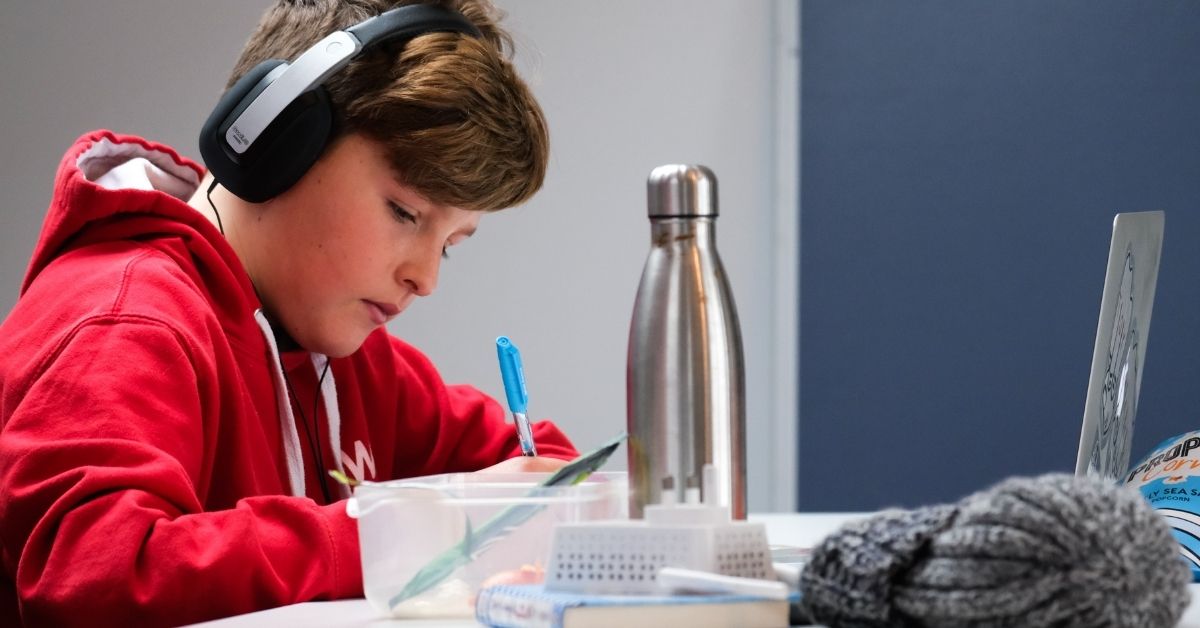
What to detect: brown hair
<box><xmin>226</xmin><ymin>0</ymin><xmax>548</xmax><ymax>211</ymax></box>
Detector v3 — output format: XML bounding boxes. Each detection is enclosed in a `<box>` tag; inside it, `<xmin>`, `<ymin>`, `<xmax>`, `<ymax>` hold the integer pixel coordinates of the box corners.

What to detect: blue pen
<box><xmin>496</xmin><ymin>336</ymin><xmax>538</xmax><ymax>456</ymax></box>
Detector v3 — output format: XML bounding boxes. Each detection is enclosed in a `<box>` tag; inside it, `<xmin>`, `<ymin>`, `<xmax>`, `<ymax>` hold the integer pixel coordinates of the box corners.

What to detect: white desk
<box><xmin>189</xmin><ymin>513</ymin><xmax>1200</xmax><ymax>627</ymax></box>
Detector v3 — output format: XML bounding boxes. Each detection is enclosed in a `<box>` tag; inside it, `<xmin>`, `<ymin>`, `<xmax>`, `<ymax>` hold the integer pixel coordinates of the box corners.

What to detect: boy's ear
<box><xmin>199</xmin><ymin>59</ymin><xmax>334</xmax><ymax>204</ymax></box>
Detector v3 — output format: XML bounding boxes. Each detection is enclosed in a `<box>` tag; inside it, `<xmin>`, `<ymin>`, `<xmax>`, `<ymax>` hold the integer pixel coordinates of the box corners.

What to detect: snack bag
<box><xmin>1125</xmin><ymin>430</ymin><xmax>1200</xmax><ymax>581</ymax></box>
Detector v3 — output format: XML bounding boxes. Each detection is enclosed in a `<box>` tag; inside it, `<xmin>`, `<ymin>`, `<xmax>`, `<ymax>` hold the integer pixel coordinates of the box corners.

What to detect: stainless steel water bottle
<box><xmin>626</xmin><ymin>164</ymin><xmax>747</xmax><ymax>519</ymax></box>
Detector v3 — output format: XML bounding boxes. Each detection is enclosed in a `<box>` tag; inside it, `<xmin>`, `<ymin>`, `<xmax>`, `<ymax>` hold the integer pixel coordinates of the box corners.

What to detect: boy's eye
<box><xmin>392</xmin><ymin>199</ymin><xmax>452</xmax><ymax>259</ymax></box>
<box><xmin>389</xmin><ymin>201</ymin><xmax>416</xmax><ymax>223</ymax></box>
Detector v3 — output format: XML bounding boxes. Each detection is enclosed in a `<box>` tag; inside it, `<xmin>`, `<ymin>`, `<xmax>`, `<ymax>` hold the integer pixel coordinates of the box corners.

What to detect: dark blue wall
<box><xmin>799</xmin><ymin>1</ymin><xmax>1200</xmax><ymax>510</ymax></box>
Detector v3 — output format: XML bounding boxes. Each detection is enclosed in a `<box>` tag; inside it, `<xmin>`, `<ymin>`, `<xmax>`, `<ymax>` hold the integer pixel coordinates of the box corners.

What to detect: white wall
<box><xmin>0</xmin><ymin>1</ymin><xmax>796</xmax><ymax>511</ymax></box>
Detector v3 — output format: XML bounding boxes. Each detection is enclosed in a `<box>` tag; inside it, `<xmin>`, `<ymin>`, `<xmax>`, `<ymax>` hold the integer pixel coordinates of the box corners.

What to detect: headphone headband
<box><xmin>200</xmin><ymin>4</ymin><xmax>480</xmax><ymax>202</ymax></box>
<box><xmin>224</xmin><ymin>5</ymin><xmax>479</xmax><ymax>157</ymax></box>
<box><xmin>349</xmin><ymin>4</ymin><xmax>482</xmax><ymax>51</ymax></box>
<box><xmin>222</xmin><ymin>30</ymin><xmax>361</xmax><ymax>155</ymax></box>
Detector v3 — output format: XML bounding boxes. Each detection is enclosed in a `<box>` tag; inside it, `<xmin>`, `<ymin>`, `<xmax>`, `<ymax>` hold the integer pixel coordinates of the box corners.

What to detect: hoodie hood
<box><xmin>21</xmin><ymin>131</ymin><xmax>337</xmax><ymax>498</ymax></box>
<box><xmin>25</xmin><ymin>130</ymin><xmax>261</xmax><ymax>323</ymax></box>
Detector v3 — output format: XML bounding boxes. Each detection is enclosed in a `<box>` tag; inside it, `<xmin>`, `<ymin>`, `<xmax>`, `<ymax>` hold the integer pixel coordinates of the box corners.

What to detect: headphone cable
<box><xmin>283</xmin><ymin>361</ymin><xmax>334</xmax><ymax>504</ymax></box>
<box><xmin>206</xmin><ymin>179</ymin><xmax>333</xmax><ymax>502</ymax></box>
<box><xmin>206</xmin><ymin>178</ymin><xmax>225</xmax><ymax>236</ymax></box>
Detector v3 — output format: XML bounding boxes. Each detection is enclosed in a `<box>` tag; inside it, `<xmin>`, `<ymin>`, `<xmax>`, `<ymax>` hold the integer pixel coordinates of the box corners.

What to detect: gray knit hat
<box><xmin>799</xmin><ymin>473</ymin><xmax>1191</xmax><ymax>627</ymax></box>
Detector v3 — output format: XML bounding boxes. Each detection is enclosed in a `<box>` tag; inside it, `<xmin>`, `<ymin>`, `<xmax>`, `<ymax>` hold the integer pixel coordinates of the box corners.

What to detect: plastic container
<box><xmin>544</xmin><ymin>503</ymin><xmax>773</xmax><ymax>595</ymax></box>
<box><xmin>346</xmin><ymin>471</ymin><xmax>627</xmax><ymax>618</ymax></box>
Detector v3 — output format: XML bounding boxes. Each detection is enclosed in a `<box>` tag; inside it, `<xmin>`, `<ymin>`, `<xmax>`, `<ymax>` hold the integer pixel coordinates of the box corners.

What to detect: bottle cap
<box><xmin>647</xmin><ymin>164</ymin><xmax>718</xmax><ymax>218</ymax></box>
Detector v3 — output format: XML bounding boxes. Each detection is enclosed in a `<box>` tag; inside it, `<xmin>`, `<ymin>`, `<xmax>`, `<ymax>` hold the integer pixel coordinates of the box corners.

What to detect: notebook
<box><xmin>1074</xmin><ymin>211</ymin><xmax>1164</xmax><ymax>481</ymax></box>
<box><xmin>474</xmin><ymin>583</ymin><xmax>791</xmax><ymax>628</ymax></box>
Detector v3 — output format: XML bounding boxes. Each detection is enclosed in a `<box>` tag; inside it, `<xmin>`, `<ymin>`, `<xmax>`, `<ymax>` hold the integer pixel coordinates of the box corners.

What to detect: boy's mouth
<box><xmin>363</xmin><ymin>299</ymin><xmax>401</xmax><ymax>325</ymax></box>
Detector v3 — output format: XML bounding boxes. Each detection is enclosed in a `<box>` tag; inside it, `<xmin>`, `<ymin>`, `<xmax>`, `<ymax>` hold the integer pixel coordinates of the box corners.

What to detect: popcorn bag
<box><xmin>1126</xmin><ymin>430</ymin><xmax>1200</xmax><ymax>581</ymax></box>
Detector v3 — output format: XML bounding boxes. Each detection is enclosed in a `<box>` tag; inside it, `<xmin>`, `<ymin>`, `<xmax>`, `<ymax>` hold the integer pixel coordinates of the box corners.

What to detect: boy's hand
<box><xmin>478</xmin><ymin>456</ymin><xmax>568</xmax><ymax>474</ymax></box>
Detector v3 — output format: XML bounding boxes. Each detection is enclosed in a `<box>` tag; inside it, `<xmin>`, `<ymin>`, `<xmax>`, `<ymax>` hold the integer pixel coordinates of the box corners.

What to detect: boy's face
<box><xmin>249</xmin><ymin>133</ymin><xmax>480</xmax><ymax>358</ymax></box>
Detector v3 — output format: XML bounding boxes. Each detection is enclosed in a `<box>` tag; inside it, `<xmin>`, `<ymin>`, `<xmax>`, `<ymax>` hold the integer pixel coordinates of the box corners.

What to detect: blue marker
<box><xmin>496</xmin><ymin>336</ymin><xmax>538</xmax><ymax>456</ymax></box>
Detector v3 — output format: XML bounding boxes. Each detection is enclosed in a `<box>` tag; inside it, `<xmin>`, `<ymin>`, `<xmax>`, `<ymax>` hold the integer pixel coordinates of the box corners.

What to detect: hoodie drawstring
<box><xmin>254</xmin><ymin>310</ymin><xmax>343</xmax><ymax>499</ymax></box>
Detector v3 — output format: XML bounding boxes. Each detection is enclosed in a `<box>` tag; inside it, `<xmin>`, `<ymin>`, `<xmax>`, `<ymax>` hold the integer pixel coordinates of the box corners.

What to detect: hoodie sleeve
<box><xmin>0</xmin><ymin>319</ymin><xmax>360</xmax><ymax>627</ymax></box>
<box><xmin>382</xmin><ymin>335</ymin><xmax>579</xmax><ymax>478</ymax></box>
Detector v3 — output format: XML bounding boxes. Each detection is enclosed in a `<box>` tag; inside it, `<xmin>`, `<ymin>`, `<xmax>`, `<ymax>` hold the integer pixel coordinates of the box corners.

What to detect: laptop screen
<box><xmin>1075</xmin><ymin>211</ymin><xmax>1164</xmax><ymax>480</ymax></box>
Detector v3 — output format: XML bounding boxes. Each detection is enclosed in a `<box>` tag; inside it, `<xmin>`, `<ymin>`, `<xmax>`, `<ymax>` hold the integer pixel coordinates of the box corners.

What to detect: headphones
<box><xmin>199</xmin><ymin>4</ymin><xmax>481</xmax><ymax>203</ymax></box>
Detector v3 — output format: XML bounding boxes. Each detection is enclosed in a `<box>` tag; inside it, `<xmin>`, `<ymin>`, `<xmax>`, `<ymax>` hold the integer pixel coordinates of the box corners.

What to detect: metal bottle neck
<box><xmin>649</xmin><ymin>216</ymin><xmax>717</xmax><ymax>244</ymax></box>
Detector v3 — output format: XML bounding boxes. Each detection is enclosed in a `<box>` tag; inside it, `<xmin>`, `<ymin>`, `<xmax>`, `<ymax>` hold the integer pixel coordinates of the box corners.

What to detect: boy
<box><xmin>0</xmin><ymin>0</ymin><xmax>576</xmax><ymax>625</ymax></box>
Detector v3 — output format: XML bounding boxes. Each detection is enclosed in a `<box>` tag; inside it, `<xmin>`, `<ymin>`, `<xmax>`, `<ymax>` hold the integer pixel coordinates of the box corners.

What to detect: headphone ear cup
<box><xmin>199</xmin><ymin>59</ymin><xmax>335</xmax><ymax>203</ymax></box>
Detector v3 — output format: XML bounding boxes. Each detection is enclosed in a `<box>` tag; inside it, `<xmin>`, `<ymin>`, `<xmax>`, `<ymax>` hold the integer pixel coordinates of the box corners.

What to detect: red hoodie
<box><xmin>0</xmin><ymin>131</ymin><xmax>577</xmax><ymax>627</ymax></box>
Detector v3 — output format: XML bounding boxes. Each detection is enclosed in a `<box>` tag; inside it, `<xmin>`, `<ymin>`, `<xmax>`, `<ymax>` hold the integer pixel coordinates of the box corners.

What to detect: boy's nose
<box><xmin>398</xmin><ymin>246</ymin><xmax>439</xmax><ymax>297</ymax></box>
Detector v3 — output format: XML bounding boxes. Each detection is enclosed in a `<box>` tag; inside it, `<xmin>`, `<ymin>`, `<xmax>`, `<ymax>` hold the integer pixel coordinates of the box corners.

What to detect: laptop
<box><xmin>1075</xmin><ymin>211</ymin><xmax>1165</xmax><ymax>480</ymax></box>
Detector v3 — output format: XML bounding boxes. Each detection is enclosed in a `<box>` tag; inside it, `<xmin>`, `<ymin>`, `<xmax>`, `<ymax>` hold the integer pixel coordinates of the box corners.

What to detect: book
<box><xmin>474</xmin><ymin>583</ymin><xmax>792</xmax><ymax>628</ymax></box>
